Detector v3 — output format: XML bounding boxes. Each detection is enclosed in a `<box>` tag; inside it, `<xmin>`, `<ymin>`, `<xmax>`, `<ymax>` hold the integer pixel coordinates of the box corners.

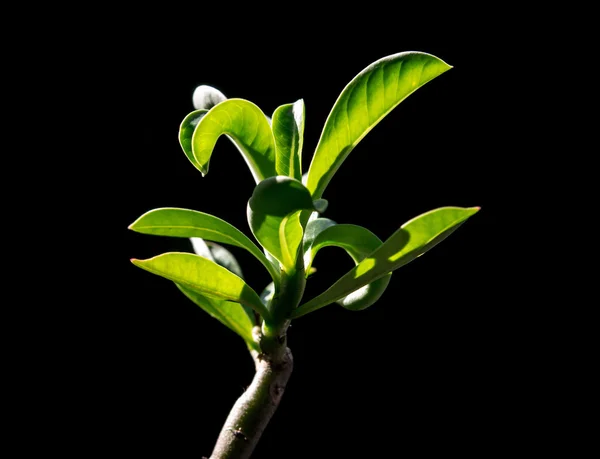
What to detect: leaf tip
<box><xmin>313</xmin><ymin>198</ymin><xmax>328</xmax><ymax>213</ymax></box>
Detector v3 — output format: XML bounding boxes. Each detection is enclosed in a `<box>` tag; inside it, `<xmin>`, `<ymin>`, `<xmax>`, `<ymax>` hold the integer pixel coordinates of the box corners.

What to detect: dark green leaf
<box><xmin>179</xmin><ymin>109</ymin><xmax>208</xmax><ymax>171</ymax></box>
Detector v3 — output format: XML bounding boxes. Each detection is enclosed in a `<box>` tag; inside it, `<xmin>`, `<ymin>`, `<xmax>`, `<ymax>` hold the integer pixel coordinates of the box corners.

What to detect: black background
<box><xmin>82</xmin><ymin>17</ymin><xmax>536</xmax><ymax>458</ymax></box>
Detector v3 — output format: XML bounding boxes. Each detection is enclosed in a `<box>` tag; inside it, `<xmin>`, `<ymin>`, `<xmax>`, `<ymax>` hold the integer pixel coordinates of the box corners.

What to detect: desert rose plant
<box><xmin>130</xmin><ymin>51</ymin><xmax>479</xmax><ymax>459</ymax></box>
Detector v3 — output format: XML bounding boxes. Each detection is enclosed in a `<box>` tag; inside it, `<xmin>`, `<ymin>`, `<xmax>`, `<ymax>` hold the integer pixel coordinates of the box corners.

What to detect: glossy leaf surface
<box><xmin>305</xmin><ymin>223</ymin><xmax>392</xmax><ymax>311</ymax></box>
<box><xmin>248</xmin><ymin>177</ymin><xmax>322</xmax><ymax>271</ymax></box>
<box><xmin>191</xmin><ymin>99</ymin><xmax>276</xmax><ymax>182</ymax></box>
<box><xmin>306</xmin><ymin>52</ymin><xmax>452</xmax><ymax>198</ymax></box>
<box><xmin>129</xmin><ymin>208</ymin><xmax>279</xmax><ymax>286</ymax></box>
<box><xmin>131</xmin><ymin>252</ymin><xmax>270</xmax><ymax>319</ymax></box>
<box><xmin>292</xmin><ymin>207</ymin><xmax>479</xmax><ymax>318</ymax></box>
<box><xmin>272</xmin><ymin>99</ymin><xmax>304</xmax><ymax>181</ymax></box>
<box><xmin>176</xmin><ymin>284</ymin><xmax>258</xmax><ymax>351</ymax></box>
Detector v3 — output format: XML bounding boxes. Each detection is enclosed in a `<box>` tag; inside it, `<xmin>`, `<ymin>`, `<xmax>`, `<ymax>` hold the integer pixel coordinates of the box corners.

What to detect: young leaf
<box><xmin>305</xmin><ymin>224</ymin><xmax>392</xmax><ymax>311</ymax></box>
<box><xmin>205</xmin><ymin>242</ymin><xmax>245</xmax><ymax>280</ymax></box>
<box><xmin>176</xmin><ymin>284</ymin><xmax>258</xmax><ymax>351</ymax></box>
<box><xmin>259</xmin><ymin>282</ymin><xmax>275</xmax><ymax>307</ymax></box>
<box><xmin>131</xmin><ymin>252</ymin><xmax>271</xmax><ymax>320</ymax></box>
<box><xmin>190</xmin><ymin>237</ymin><xmax>215</xmax><ymax>261</ymax></box>
<box><xmin>247</xmin><ymin>176</ymin><xmax>323</xmax><ymax>272</ymax></box>
<box><xmin>179</xmin><ymin>109</ymin><xmax>209</xmax><ymax>171</ymax></box>
<box><xmin>191</xmin><ymin>238</ymin><xmax>255</xmax><ymax>324</ymax></box>
<box><xmin>306</xmin><ymin>52</ymin><xmax>452</xmax><ymax>199</ymax></box>
<box><xmin>302</xmin><ymin>217</ymin><xmax>337</xmax><ymax>271</ymax></box>
<box><xmin>192</xmin><ymin>85</ymin><xmax>227</xmax><ymax>110</ymax></box>
<box><xmin>191</xmin><ymin>98</ymin><xmax>277</xmax><ymax>182</ymax></box>
<box><xmin>292</xmin><ymin>207</ymin><xmax>480</xmax><ymax>318</ymax></box>
<box><xmin>129</xmin><ymin>208</ymin><xmax>280</xmax><ymax>287</ymax></box>
<box><xmin>272</xmin><ymin>99</ymin><xmax>304</xmax><ymax>181</ymax></box>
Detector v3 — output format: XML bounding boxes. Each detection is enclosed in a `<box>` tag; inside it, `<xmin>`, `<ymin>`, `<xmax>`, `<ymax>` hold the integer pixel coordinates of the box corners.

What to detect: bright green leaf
<box><xmin>306</xmin><ymin>52</ymin><xmax>452</xmax><ymax>199</ymax></box>
<box><xmin>247</xmin><ymin>176</ymin><xmax>320</xmax><ymax>271</ymax></box>
<box><xmin>272</xmin><ymin>99</ymin><xmax>304</xmax><ymax>181</ymax></box>
<box><xmin>191</xmin><ymin>237</ymin><xmax>255</xmax><ymax>324</ymax></box>
<box><xmin>131</xmin><ymin>252</ymin><xmax>270</xmax><ymax>320</ymax></box>
<box><xmin>176</xmin><ymin>284</ymin><xmax>258</xmax><ymax>351</ymax></box>
<box><xmin>191</xmin><ymin>98</ymin><xmax>276</xmax><ymax>182</ymax></box>
<box><xmin>292</xmin><ymin>207</ymin><xmax>480</xmax><ymax>318</ymax></box>
<box><xmin>206</xmin><ymin>242</ymin><xmax>245</xmax><ymax>280</ymax></box>
<box><xmin>192</xmin><ymin>85</ymin><xmax>227</xmax><ymax>110</ymax></box>
<box><xmin>305</xmin><ymin>223</ymin><xmax>392</xmax><ymax>311</ymax></box>
<box><xmin>129</xmin><ymin>207</ymin><xmax>280</xmax><ymax>287</ymax></box>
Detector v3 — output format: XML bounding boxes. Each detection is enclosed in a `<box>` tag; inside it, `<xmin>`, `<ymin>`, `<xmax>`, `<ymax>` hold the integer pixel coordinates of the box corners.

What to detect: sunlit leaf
<box><xmin>190</xmin><ymin>238</ymin><xmax>255</xmax><ymax>325</ymax></box>
<box><xmin>292</xmin><ymin>207</ymin><xmax>479</xmax><ymax>318</ymax></box>
<box><xmin>131</xmin><ymin>252</ymin><xmax>270</xmax><ymax>320</ymax></box>
<box><xmin>305</xmin><ymin>223</ymin><xmax>392</xmax><ymax>311</ymax></box>
<box><xmin>129</xmin><ymin>207</ymin><xmax>279</xmax><ymax>287</ymax></box>
<box><xmin>247</xmin><ymin>176</ymin><xmax>323</xmax><ymax>271</ymax></box>
<box><xmin>191</xmin><ymin>98</ymin><xmax>276</xmax><ymax>182</ymax></box>
<box><xmin>306</xmin><ymin>52</ymin><xmax>452</xmax><ymax>199</ymax></box>
<box><xmin>176</xmin><ymin>284</ymin><xmax>258</xmax><ymax>351</ymax></box>
<box><xmin>272</xmin><ymin>99</ymin><xmax>304</xmax><ymax>181</ymax></box>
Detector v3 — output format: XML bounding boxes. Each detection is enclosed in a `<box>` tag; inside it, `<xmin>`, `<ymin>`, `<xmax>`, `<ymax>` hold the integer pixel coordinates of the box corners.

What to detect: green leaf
<box><xmin>191</xmin><ymin>98</ymin><xmax>277</xmax><ymax>182</ymax></box>
<box><xmin>306</xmin><ymin>52</ymin><xmax>452</xmax><ymax>199</ymax></box>
<box><xmin>272</xmin><ymin>99</ymin><xmax>304</xmax><ymax>181</ymax></box>
<box><xmin>190</xmin><ymin>238</ymin><xmax>255</xmax><ymax>325</ymax></box>
<box><xmin>302</xmin><ymin>217</ymin><xmax>337</xmax><ymax>271</ymax></box>
<box><xmin>305</xmin><ymin>223</ymin><xmax>392</xmax><ymax>311</ymax></box>
<box><xmin>176</xmin><ymin>284</ymin><xmax>258</xmax><ymax>351</ymax></box>
<box><xmin>292</xmin><ymin>206</ymin><xmax>480</xmax><ymax>318</ymax></box>
<box><xmin>192</xmin><ymin>85</ymin><xmax>227</xmax><ymax>110</ymax></box>
<box><xmin>179</xmin><ymin>109</ymin><xmax>209</xmax><ymax>171</ymax></box>
<box><xmin>129</xmin><ymin>207</ymin><xmax>280</xmax><ymax>287</ymax></box>
<box><xmin>131</xmin><ymin>252</ymin><xmax>271</xmax><ymax>320</ymax></box>
<box><xmin>305</xmin><ymin>224</ymin><xmax>383</xmax><ymax>271</ymax></box>
<box><xmin>247</xmin><ymin>176</ymin><xmax>322</xmax><ymax>271</ymax></box>
<box><xmin>191</xmin><ymin>237</ymin><xmax>245</xmax><ymax>279</ymax></box>
<box><xmin>205</xmin><ymin>242</ymin><xmax>245</xmax><ymax>280</ymax></box>
<box><xmin>190</xmin><ymin>237</ymin><xmax>215</xmax><ymax>261</ymax></box>
<box><xmin>260</xmin><ymin>282</ymin><xmax>275</xmax><ymax>307</ymax></box>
